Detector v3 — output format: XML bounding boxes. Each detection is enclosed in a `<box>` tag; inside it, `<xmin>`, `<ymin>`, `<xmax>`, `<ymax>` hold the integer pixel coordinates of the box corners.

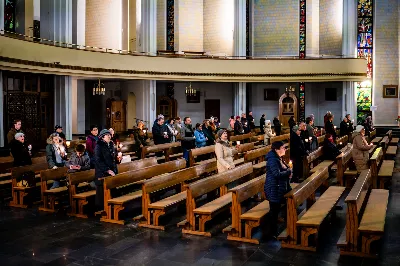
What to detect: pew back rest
<box><xmin>250</xmin><ymin>135</ymin><xmax>263</xmax><ymax>143</ymax></box>
<box><xmin>317</xmin><ymin>135</ymin><xmax>325</xmax><ymax>146</ymax></box>
<box><xmin>31</xmin><ymin>156</ymin><xmax>47</xmax><ymax>164</ymax></box>
<box><xmin>370</xmin><ymin>129</ymin><xmax>376</xmax><ymax>138</ymax></box>
<box><xmin>271</xmin><ymin>133</ymin><xmax>290</xmax><ymax>144</ymax></box>
<box><xmin>244</xmin><ymin>146</ymin><xmax>271</xmax><ymax>163</ymax></box>
<box><xmin>230</xmin><ymin>133</ymin><xmax>254</xmax><ymax>143</ymax></box>
<box><xmin>68</xmin><ymin>169</ymin><xmax>95</xmax><ymax>185</ymax></box>
<box><xmin>370</xmin><ymin>147</ymin><xmax>383</xmax><ymax>168</ymax></box>
<box><xmin>188</xmin><ymin>162</ymin><xmax>253</xmax><ymax>198</ymax></box>
<box><xmin>40</xmin><ymin>167</ymin><xmax>68</xmax><ymax>181</ymax></box>
<box><xmin>284</xmin><ymin>167</ymin><xmax>329</xmax><ymax>208</ymax></box>
<box><xmin>336</xmin><ymin>135</ymin><xmax>348</xmax><ymax>146</ymax></box>
<box><xmin>143</xmin><ymin>161</ymin><xmax>217</xmax><ymax>194</ymax></box>
<box><xmin>380</xmin><ymin>136</ymin><xmax>389</xmax><ymax>149</ymax></box>
<box><xmin>191</xmin><ymin>145</ymin><xmax>215</xmax><ymax>158</ymax></box>
<box><xmin>229</xmin><ymin>175</ymin><xmax>265</xmax><ymax>203</ymax></box>
<box><xmin>345</xmin><ymin>169</ymin><xmax>371</xmax><ymax>215</ymax></box>
<box><xmin>11</xmin><ymin>162</ymin><xmax>49</xmax><ymax>181</ymax></box>
<box><xmin>237</xmin><ymin>143</ymin><xmax>255</xmax><ymax>154</ymax></box>
<box><xmin>117</xmin><ymin>157</ymin><xmax>158</xmax><ymax>173</ymax></box>
<box><xmin>143</xmin><ymin>142</ymin><xmax>181</xmax><ymax>155</ymax></box>
<box><xmin>307</xmin><ymin>147</ymin><xmax>324</xmax><ymax>164</ymax></box>
<box><xmin>386</xmin><ymin>130</ymin><xmax>392</xmax><ymax>140</ymax></box>
<box><xmin>105</xmin><ymin>158</ymin><xmax>186</xmax><ymax>190</ymax></box>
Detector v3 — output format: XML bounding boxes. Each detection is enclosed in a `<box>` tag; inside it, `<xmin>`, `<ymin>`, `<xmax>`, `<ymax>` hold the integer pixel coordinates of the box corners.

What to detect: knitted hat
<box><xmin>355</xmin><ymin>125</ymin><xmax>364</xmax><ymax>133</ymax></box>
<box><xmin>14</xmin><ymin>132</ymin><xmax>25</xmax><ymax>140</ymax></box>
<box><xmin>54</xmin><ymin>125</ymin><xmax>63</xmax><ymax>130</ymax></box>
<box><xmin>217</xmin><ymin>129</ymin><xmax>227</xmax><ymax>139</ymax></box>
<box><xmin>98</xmin><ymin>129</ymin><xmax>111</xmax><ymax>139</ymax></box>
<box><xmin>292</xmin><ymin>125</ymin><xmax>300</xmax><ymax>132</ymax></box>
<box><xmin>265</xmin><ymin>120</ymin><xmax>271</xmax><ymax>125</ymax></box>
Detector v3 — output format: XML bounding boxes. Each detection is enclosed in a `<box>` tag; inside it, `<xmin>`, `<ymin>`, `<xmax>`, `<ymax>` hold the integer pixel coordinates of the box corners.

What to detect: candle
<box><xmin>288</xmin><ymin>160</ymin><xmax>293</xmax><ymax>168</ymax></box>
<box><xmin>119</xmin><ymin>143</ymin><xmax>123</xmax><ymax>148</ymax></box>
<box><xmin>28</xmin><ymin>144</ymin><xmax>32</xmax><ymax>150</ymax></box>
<box><xmin>118</xmin><ymin>152</ymin><xmax>122</xmax><ymax>157</ymax></box>
<box><xmin>305</xmin><ymin>139</ymin><xmax>309</xmax><ymax>142</ymax></box>
<box><xmin>309</xmin><ymin>137</ymin><xmax>312</xmax><ymax>141</ymax></box>
<box><xmin>339</xmin><ymin>142</ymin><xmax>342</xmax><ymax>145</ymax></box>
<box><xmin>143</xmin><ymin>130</ymin><xmax>147</xmax><ymax>134</ymax></box>
<box><xmin>334</xmin><ymin>126</ymin><xmax>337</xmax><ymax>129</ymax></box>
<box><xmin>66</xmin><ymin>141</ymin><xmax>71</xmax><ymax>148</ymax></box>
<box><xmin>236</xmin><ymin>141</ymin><xmax>240</xmax><ymax>145</ymax></box>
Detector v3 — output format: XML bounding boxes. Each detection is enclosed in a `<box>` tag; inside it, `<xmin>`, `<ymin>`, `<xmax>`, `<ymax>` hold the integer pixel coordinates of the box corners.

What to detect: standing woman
<box><xmin>363</xmin><ymin>116</ymin><xmax>374</xmax><ymax>137</ymax></box>
<box><xmin>214</xmin><ymin>130</ymin><xmax>239</xmax><ymax>173</ymax></box>
<box><xmin>194</xmin><ymin>123</ymin><xmax>207</xmax><ymax>148</ymax></box>
<box><xmin>352</xmin><ymin>125</ymin><xmax>373</xmax><ymax>171</ymax></box>
<box><xmin>10</xmin><ymin>132</ymin><xmax>32</xmax><ymax>167</ymax></box>
<box><xmin>259</xmin><ymin>114</ymin><xmax>266</xmax><ymax>133</ymax></box>
<box><xmin>263</xmin><ymin>120</ymin><xmax>276</xmax><ymax>145</ymax></box>
<box><xmin>86</xmin><ymin>125</ymin><xmax>99</xmax><ymax>168</ymax></box>
<box><xmin>202</xmin><ymin>120</ymin><xmax>215</xmax><ymax>146</ymax></box>
<box><xmin>46</xmin><ymin>133</ymin><xmax>67</xmax><ymax>189</ymax></box>
<box><xmin>264</xmin><ymin>141</ymin><xmax>292</xmax><ymax>239</ymax></box>
<box><xmin>166</xmin><ymin>119</ymin><xmax>178</xmax><ymax>142</ymax></box>
<box><xmin>324</xmin><ymin>113</ymin><xmax>336</xmax><ymax>139</ymax></box>
<box><xmin>94</xmin><ymin>129</ymin><xmax>118</xmax><ymax>211</ymax></box>
<box><xmin>228</xmin><ymin>116</ymin><xmax>235</xmax><ymax>131</ymax></box>
<box><xmin>133</xmin><ymin>121</ymin><xmax>148</xmax><ymax>156</ymax></box>
<box><xmin>273</xmin><ymin>117</ymin><xmax>281</xmax><ymax>136</ymax></box>
<box><xmin>288</xmin><ymin>116</ymin><xmax>296</xmax><ymax>130</ymax></box>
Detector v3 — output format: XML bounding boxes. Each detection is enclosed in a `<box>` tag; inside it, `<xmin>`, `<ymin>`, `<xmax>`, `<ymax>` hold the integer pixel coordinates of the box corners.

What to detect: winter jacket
<box><xmin>263</xmin><ymin>123</ymin><xmax>276</xmax><ymax>145</ymax></box>
<box><xmin>234</xmin><ymin>120</ymin><xmax>244</xmax><ymax>135</ymax></box>
<box><xmin>325</xmin><ymin>120</ymin><xmax>336</xmax><ymax>137</ymax></box>
<box><xmin>7</xmin><ymin>128</ymin><xmax>23</xmax><ymax>145</ymax></box>
<box><xmin>86</xmin><ymin>134</ymin><xmax>98</xmax><ymax>158</ymax></box>
<box><xmin>94</xmin><ymin>140</ymin><xmax>118</xmax><ymax>178</ymax></box>
<box><xmin>340</xmin><ymin>121</ymin><xmax>349</xmax><ymax>137</ymax></box>
<box><xmin>273</xmin><ymin>118</ymin><xmax>281</xmax><ymax>135</ymax></box>
<box><xmin>166</xmin><ymin>124</ymin><xmax>177</xmax><ymax>142</ymax></box>
<box><xmin>202</xmin><ymin>125</ymin><xmax>215</xmax><ymax>146</ymax></box>
<box><xmin>45</xmin><ymin>136</ymin><xmax>67</xmax><ymax>169</ymax></box>
<box><xmin>194</xmin><ymin>129</ymin><xmax>207</xmax><ymax>148</ymax></box>
<box><xmin>364</xmin><ymin>119</ymin><xmax>374</xmax><ymax>137</ymax></box>
<box><xmin>352</xmin><ymin>132</ymin><xmax>371</xmax><ymax>171</ymax></box>
<box><xmin>247</xmin><ymin>115</ymin><xmax>255</xmax><ymax>130</ymax></box>
<box><xmin>133</xmin><ymin>128</ymin><xmax>148</xmax><ymax>153</ymax></box>
<box><xmin>288</xmin><ymin>118</ymin><xmax>296</xmax><ymax>130</ymax></box>
<box><xmin>264</xmin><ymin>150</ymin><xmax>292</xmax><ymax>203</ymax></box>
<box><xmin>180</xmin><ymin>124</ymin><xmax>195</xmax><ymax>150</ymax></box>
<box><xmin>215</xmin><ymin>141</ymin><xmax>236</xmax><ymax>173</ymax></box>
<box><xmin>65</xmin><ymin>152</ymin><xmax>91</xmax><ymax>173</ymax></box>
<box><xmin>260</xmin><ymin>117</ymin><xmax>266</xmax><ymax>132</ymax></box>
<box><xmin>152</xmin><ymin>123</ymin><xmax>169</xmax><ymax>145</ymax></box>
<box><xmin>10</xmin><ymin>139</ymin><xmax>32</xmax><ymax>167</ymax></box>
<box><xmin>290</xmin><ymin>131</ymin><xmax>308</xmax><ymax>159</ymax></box>
<box><xmin>323</xmin><ymin>140</ymin><xmax>342</xmax><ymax>161</ymax></box>
<box><xmin>241</xmin><ymin>117</ymin><xmax>249</xmax><ymax>133</ymax></box>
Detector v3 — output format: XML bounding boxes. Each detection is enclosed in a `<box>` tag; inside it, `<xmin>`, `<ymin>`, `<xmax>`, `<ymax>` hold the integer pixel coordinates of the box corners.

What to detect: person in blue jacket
<box><xmin>194</xmin><ymin>123</ymin><xmax>207</xmax><ymax>148</ymax></box>
<box><xmin>264</xmin><ymin>141</ymin><xmax>292</xmax><ymax>239</ymax></box>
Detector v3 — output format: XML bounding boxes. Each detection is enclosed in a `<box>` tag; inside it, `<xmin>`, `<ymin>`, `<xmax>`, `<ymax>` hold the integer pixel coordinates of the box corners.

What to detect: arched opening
<box><xmin>279</xmin><ymin>93</ymin><xmax>298</xmax><ymax>127</ymax></box>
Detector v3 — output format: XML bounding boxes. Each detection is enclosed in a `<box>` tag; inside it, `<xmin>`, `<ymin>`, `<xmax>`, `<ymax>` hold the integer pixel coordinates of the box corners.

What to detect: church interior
<box><xmin>0</xmin><ymin>0</ymin><xmax>400</xmax><ymax>265</ymax></box>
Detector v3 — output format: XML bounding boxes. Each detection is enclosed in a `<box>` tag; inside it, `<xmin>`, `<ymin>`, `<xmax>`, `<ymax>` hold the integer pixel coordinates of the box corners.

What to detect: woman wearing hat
<box><xmin>10</xmin><ymin>132</ymin><xmax>32</xmax><ymax>167</ymax></box>
<box><xmin>263</xmin><ymin>120</ymin><xmax>276</xmax><ymax>145</ymax></box>
<box><xmin>94</xmin><ymin>129</ymin><xmax>119</xmax><ymax>211</ymax></box>
<box><xmin>352</xmin><ymin>125</ymin><xmax>373</xmax><ymax>171</ymax></box>
<box><xmin>264</xmin><ymin>141</ymin><xmax>292</xmax><ymax>239</ymax></box>
<box><xmin>215</xmin><ymin>130</ymin><xmax>239</xmax><ymax>173</ymax></box>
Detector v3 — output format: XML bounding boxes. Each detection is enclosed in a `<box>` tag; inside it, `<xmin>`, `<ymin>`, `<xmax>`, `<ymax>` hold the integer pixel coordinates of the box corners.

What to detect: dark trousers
<box><xmin>183</xmin><ymin>148</ymin><xmax>190</xmax><ymax>167</ymax></box>
<box><xmin>292</xmin><ymin>156</ymin><xmax>304</xmax><ymax>182</ymax></box>
<box><xmin>268</xmin><ymin>201</ymin><xmax>281</xmax><ymax>236</ymax></box>
<box><xmin>95</xmin><ymin>178</ymin><xmax>104</xmax><ymax>211</ymax></box>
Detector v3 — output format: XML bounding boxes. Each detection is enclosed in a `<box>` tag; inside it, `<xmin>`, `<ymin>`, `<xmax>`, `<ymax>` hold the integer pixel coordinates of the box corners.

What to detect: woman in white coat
<box><xmin>264</xmin><ymin>120</ymin><xmax>276</xmax><ymax>145</ymax></box>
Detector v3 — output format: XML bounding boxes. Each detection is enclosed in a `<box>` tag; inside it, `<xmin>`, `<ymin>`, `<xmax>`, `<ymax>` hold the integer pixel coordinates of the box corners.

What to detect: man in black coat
<box><xmin>234</xmin><ymin>116</ymin><xmax>244</xmax><ymax>135</ymax></box>
<box><xmin>273</xmin><ymin>117</ymin><xmax>281</xmax><ymax>136</ymax></box>
<box><xmin>290</xmin><ymin>123</ymin><xmax>308</xmax><ymax>182</ymax></box>
<box><xmin>94</xmin><ymin>129</ymin><xmax>118</xmax><ymax>211</ymax></box>
<box><xmin>247</xmin><ymin>111</ymin><xmax>255</xmax><ymax>131</ymax></box>
<box><xmin>241</xmin><ymin>113</ymin><xmax>249</xmax><ymax>133</ymax></box>
<box><xmin>259</xmin><ymin>114</ymin><xmax>266</xmax><ymax>133</ymax></box>
<box><xmin>152</xmin><ymin>117</ymin><xmax>170</xmax><ymax>145</ymax></box>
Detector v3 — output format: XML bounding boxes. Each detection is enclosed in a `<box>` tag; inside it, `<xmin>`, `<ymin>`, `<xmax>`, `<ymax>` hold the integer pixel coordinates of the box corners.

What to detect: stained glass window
<box><xmin>356</xmin><ymin>0</ymin><xmax>373</xmax><ymax>124</ymax></box>
<box><xmin>166</xmin><ymin>0</ymin><xmax>174</xmax><ymax>51</ymax></box>
<box><xmin>246</xmin><ymin>0</ymin><xmax>250</xmax><ymax>57</ymax></box>
<box><xmin>299</xmin><ymin>0</ymin><xmax>306</xmax><ymax>122</ymax></box>
<box><xmin>4</xmin><ymin>0</ymin><xmax>16</xmax><ymax>32</ymax></box>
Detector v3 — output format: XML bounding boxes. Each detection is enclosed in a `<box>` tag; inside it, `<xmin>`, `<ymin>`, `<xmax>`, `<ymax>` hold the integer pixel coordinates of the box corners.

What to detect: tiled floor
<box><xmin>1</xmin><ymin>153</ymin><xmax>400</xmax><ymax>265</ymax></box>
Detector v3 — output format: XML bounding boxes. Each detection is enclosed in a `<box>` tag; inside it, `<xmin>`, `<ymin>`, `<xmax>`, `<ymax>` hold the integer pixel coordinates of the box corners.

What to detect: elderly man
<box><xmin>290</xmin><ymin>123</ymin><xmax>308</xmax><ymax>182</ymax></box>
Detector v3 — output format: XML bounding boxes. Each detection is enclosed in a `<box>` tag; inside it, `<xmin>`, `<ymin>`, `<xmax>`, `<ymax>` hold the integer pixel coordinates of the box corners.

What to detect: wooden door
<box><xmin>279</xmin><ymin>93</ymin><xmax>297</xmax><ymax>127</ymax></box>
<box><xmin>205</xmin><ymin>99</ymin><xmax>220</xmax><ymax>120</ymax></box>
<box><xmin>111</xmin><ymin>101</ymin><xmax>126</xmax><ymax>132</ymax></box>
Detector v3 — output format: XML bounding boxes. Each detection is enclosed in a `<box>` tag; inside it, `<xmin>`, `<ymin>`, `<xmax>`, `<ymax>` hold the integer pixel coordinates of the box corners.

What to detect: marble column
<box><xmin>0</xmin><ymin>71</ymin><xmax>4</xmax><ymax>147</ymax></box>
<box><xmin>138</xmin><ymin>0</ymin><xmax>157</xmax><ymax>54</ymax></box>
<box><xmin>0</xmin><ymin>0</ymin><xmax>4</xmax><ymax>34</ymax></box>
<box><xmin>72</xmin><ymin>0</ymin><xmax>85</xmax><ymax>47</ymax></box>
<box><xmin>40</xmin><ymin>0</ymin><xmax>72</xmax><ymax>45</ymax></box>
<box><xmin>234</xmin><ymin>0</ymin><xmax>246</xmax><ymax>58</ymax></box>
<box><xmin>342</xmin><ymin>0</ymin><xmax>357</xmax><ymax>121</ymax></box>
<box><xmin>54</xmin><ymin>76</ymin><xmax>73</xmax><ymax>140</ymax></box>
<box><xmin>234</xmin><ymin>83</ymin><xmax>246</xmax><ymax>116</ymax></box>
<box><xmin>142</xmin><ymin>80</ymin><xmax>157</xmax><ymax>126</ymax></box>
<box><xmin>71</xmin><ymin>77</ymin><xmax>85</xmax><ymax>135</ymax></box>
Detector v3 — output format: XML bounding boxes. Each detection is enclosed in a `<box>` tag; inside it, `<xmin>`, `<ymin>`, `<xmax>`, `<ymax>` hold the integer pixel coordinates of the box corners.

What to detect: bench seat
<box><xmin>296</xmin><ymin>186</ymin><xmax>345</xmax><ymax>227</ymax></box>
<box><xmin>233</xmin><ymin>158</ymin><xmax>245</xmax><ymax>165</ymax></box>
<box><xmin>390</xmin><ymin>138</ymin><xmax>399</xmax><ymax>145</ymax></box>
<box><xmin>73</xmin><ymin>190</ymin><xmax>96</xmax><ymax>199</ymax></box>
<box><xmin>309</xmin><ymin>160</ymin><xmax>334</xmax><ymax>174</ymax></box>
<box><xmin>378</xmin><ymin>160</ymin><xmax>395</xmax><ymax>177</ymax></box>
<box><xmin>252</xmin><ymin>161</ymin><xmax>265</xmax><ymax>170</ymax></box>
<box><xmin>344</xmin><ymin>169</ymin><xmax>358</xmax><ymax>176</ymax></box>
<box><xmin>241</xmin><ymin>200</ymin><xmax>270</xmax><ymax>221</ymax></box>
<box><xmin>358</xmin><ymin>189</ymin><xmax>389</xmax><ymax>233</ymax></box>
<box><xmin>193</xmin><ymin>192</ymin><xmax>232</xmax><ymax>215</ymax></box>
<box><xmin>0</xmin><ymin>179</ymin><xmax>11</xmax><ymax>186</ymax></box>
<box><xmin>43</xmin><ymin>186</ymin><xmax>68</xmax><ymax>194</ymax></box>
<box><xmin>107</xmin><ymin>190</ymin><xmax>142</xmax><ymax>204</ymax></box>
<box><xmin>371</xmin><ymin>137</ymin><xmax>382</xmax><ymax>144</ymax></box>
<box><xmin>386</xmin><ymin>146</ymin><xmax>397</xmax><ymax>156</ymax></box>
<box><xmin>148</xmin><ymin>191</ymin><xmax>187</xmax><ymax>209</ymax></box>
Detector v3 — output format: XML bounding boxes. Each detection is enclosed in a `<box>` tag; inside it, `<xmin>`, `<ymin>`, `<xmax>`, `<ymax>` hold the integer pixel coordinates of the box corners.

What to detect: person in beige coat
<box><xmin>215</xmin><ymin>129</ymin><xmax>239</xmax><ymax>173</ymax></box>
<box><xmin>352</xmin><ymin>125</ymin><xmax>373</xmax><ymax>171</ymax></box>
<box><xmin>264</xmin><ymin>120</ymin><xmax>276</xmax><ymax>145</ymax></box>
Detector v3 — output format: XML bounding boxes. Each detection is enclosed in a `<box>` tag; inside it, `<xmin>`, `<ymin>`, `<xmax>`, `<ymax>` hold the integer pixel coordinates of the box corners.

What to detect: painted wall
<box><xmin>373</xmin><ymin>0</ymin><xmax>399</xmax><ymax>125</ymax></box>
<box><xmin>319</xmin><ymin>0</ymin><xmax>343</xmax><ymax>55</ymax></box>
<box><xmin>253</xmin><ymin>0</ymin><xmax>298</xmax><ymax>56</ymax></box>
<box><xmin>157</xmin><ymin>0</ymin><xmax>166</xmax><ymax>51</ymax></box>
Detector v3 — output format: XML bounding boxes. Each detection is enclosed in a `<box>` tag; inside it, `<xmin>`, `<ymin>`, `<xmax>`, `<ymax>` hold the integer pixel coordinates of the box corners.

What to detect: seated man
<box><xmin>65</xmin><ymin>144</ymin><xmax>90</xmax><ymax>173</ymax></box>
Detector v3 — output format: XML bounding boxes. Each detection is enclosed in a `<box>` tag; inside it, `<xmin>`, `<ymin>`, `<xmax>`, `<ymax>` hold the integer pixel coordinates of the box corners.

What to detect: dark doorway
<box><xmin>204</xmin><ymin>99</ymin><xmax>220</xmax><ymax>120</ymax></box>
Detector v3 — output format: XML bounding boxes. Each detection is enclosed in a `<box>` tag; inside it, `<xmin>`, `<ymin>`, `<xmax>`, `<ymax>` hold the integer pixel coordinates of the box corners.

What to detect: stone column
<box><xmin>0</xmin><ymin>0</ymin><xmax>4</xmax><ymax>34</ymax></box>
<box><xmin>71</xmin><ymin>77</ymin><xmax>85</xmax><ymax>135</ymax></box>
<box><xmin>142</xmin><ymin>80</ymin><xmax>157</xmax><ymax>126</ymax></box>
<box><xmin>342</xmin><ymin>0</ymin><xmax>357</xmax><ymax>121</ymax></box>
<box><xmin>54</xmin><ymin>76</ymin><xmax>73</xmax><ymax>140</ymax></box>
<box><xmin>0</xmin><ymin>71</ymin><xmax>4</xmax><ymax>147</ymax></box>
<box><xmin>234</xmin><ymin>83</ymin><xmax>246</xmax><ymax>116</ymax></box>
<box><xmin>25</xmin><ymin>0</ymin><xmax>34</xmax><ymax>37</ymax></box>
<box><xmin>72</xmin><ymin>0</ymin><xmax>85</xmax><ymax>47</ymax></box>
<box><xmin>40</xmin><ymin>0</ymin><xmax>72</xmax><ymax>45</ymax></box>
<box><xmin>234</xmin><ymin>0</ymin><xmax>246</xmax><ymax>58</ymax></box>
<box><xmin>138</xmin><ymin>0</ymin><xmax>157</xmax><ymax>54</ymax></box>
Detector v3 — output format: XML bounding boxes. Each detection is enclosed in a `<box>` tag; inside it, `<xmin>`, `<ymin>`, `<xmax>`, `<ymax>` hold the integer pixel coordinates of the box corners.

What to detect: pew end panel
<box><xmin>38</xmin><ymin>167</ymin><xmax>69</xmax><ymax>213</ymax></box>
<box><xmin>68</xmin><ymin>169</ymin><xmax>96</xmax><ymax>218</ymax></box>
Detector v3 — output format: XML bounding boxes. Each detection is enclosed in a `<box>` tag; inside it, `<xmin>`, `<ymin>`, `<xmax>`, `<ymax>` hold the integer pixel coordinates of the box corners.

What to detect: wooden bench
<box><xmin>229</xmin><ymin>133</ymin><xmax>254</xmax><ymax>144</ymax></box>
<box><xmin>279</xmin><ymin>167</ymin><xmax>345</xmax><ymax>251</ymax></box>
<box><xmin>139</xmin><ymin>160</ymin><xmax>218</xmax><ymax>230</ymax></box>
<box><xmin>0</xmin><ymin>156</ymin><xmax>47</xmax><ymax>180</ymax></box>
<box><xmin>387</xmin><ymin>130</ymin><xmax>399</xmax><ymax>146</ymax></box>
<box><xmin>244</xmin><ymin>146</ymin><xmax>271</xmax><ymax>176</ymax></box>
<box><xmin>181</xmin><ymin>163</ymin><xmax>254</xmax><ymax>236</ymax></box>
<box><xmin>189</xmin><ymin>145</ymin><xmax>215</xmax><ymax>167</ymax></box>
<box><xmin>141</xmin><ymin>142</ymin><xmax>182</xmax><ymax>162</ymax></box>
<box><xmin>370</xmin><ymin>136</ymin><xmax>381</xmax><ymax>145</ymax></box>
<box><xmin>235</xmin><ymin>143</ymin><xmax>255</xmax><ymax>159</ymax></box>
<box><xmin>335</xmin><ymin>135</ymin><xmax>349</xmax><ymax>148</ymax></box>
<box><xmin>271</xmin><ymin>133</ymin><xmax>290</xmax><ymax>144</ymax></box>
<box><xmin>317</xmin><ymin>135</ymin><xmax>325</xmax><ymax>147</ymax></box>
<box><xmin>370</xmin><ymin>147</ymin><xmax>394</xmax><ymax>189</ymax></box>
<box><xmin>336</xmin><ymin>145</ymin><xmax>354</xmax><ymax>186</ymax></box>
<box><xmin>368</xmin><ymin>129</ymin><xmax>376</xmax><ymax>143</ymax></box>
<box><xmin>38</xmin><ymin>167</ymin><xmax>69</xmax><ymax>213</ymax></box>
<box><xmin>337</xmin><ymin>169</ymin><xmax>389</xmax><ymax>258</ymax></box>
<box><xmin>101</xmin><ymin>158</ymin><xmax>186</xmax><ymax>224</ymax></box>
<box><xmin>386</xmin><ymin>145</ymin><xmax>397</xmax><ymax>158</ymax></box>
<box><xmin>9</xmin><ymin>162</ymin><xmax>49</xmax><ymax>208</ymax></box>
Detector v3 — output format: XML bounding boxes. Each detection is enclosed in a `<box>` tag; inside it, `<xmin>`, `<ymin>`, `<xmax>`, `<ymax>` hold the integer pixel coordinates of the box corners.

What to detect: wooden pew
<box><xmin>244</xmin><ymin>146</ymin><xmax>271</xmax><ymax>176</ymax></box>
<box><xmin>181</xmin><ymin>163</ymin><xmax>254</xmax><ymax>236</ymax></box>
<box><xmin>335</xmin><ymin>135</ymin><xmax>349</xmax><ymax>149</ymax></box>
<box><xmin>9</xmin><ymin>162</ymin><xmax>49</xmax><ymax>208</ymax></box>
<box><xmin>386</xmin><ymin>129</ymin><xmax>399</xmax><ymax>145</ymax></box>
<box><xmin>101</xmin><ymin>158</ymin><xmax>186</xmax><ymax>224</ymax></box>
<box><xmin>229</xmin><ymin>133</ymin><xmax>254</xmax><ymax>144</ymax></box>
<box><xmin>317</xmin><ymin>135</ymin><xmax>325</xmax><ymax>147</ymax></box>
<box><xmin>336</xmin><ymin>145</ymin><xmax>354</xmax><ymax>186</ymax></box>
<box><xmin>189</xmin><ymin>145</ymin><xmax>215</xmax><ymax>167</ymax></box>
<box><xmin>279</xmin><ymin>167</ymin><xmax>345</xmax><ymax>251</ymax></box>
<box><xmin>0</xmin><ymin>156</ymin><xmax>47</xmax><ymax>180</ymax></box>
<box><xmin>38</xmin><ymin>167</ymin><xmax>69</xmax><ymax>212</ymax></box>
<box><xmin>370</xmin><ymin>147</ymin><xmax>394</xmax><ymax>189</ymax></box>
<box><xmin>368</xmin><ymin>129</ymin><xmax>377</xmax><ymax>143</ymax></box>
<box><xmin>139</xmin><ymin>160</ymin><xmax>218</xmax><ymax>230</ymax></box>
<box><xmin>141</xmin><ymin>142</ymin><xmax>182</xmax><ymax>162</ymax></box>
<box><xmin>271</xmin><ymin>133</ymin><xmax>290</xmax><ymax>144</ymax></box>
<box><xmin>337</xmin><ymin>169</ymin><xmax>389</xmax><ymax>258</ymax></box>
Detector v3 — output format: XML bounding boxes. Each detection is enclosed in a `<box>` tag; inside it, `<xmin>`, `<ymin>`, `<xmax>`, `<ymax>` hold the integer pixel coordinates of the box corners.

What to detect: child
<box><xmin>65</xmin><ymin>144</ymin><xmax>90</xmax><ymax>173</ymax></box>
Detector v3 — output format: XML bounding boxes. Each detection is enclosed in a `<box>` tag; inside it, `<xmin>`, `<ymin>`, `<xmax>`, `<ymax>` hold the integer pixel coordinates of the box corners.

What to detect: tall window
<box><xmin>166</xmin><ymin>0</ymin><xmax>174</xmax><ymax>51</ymax></box>
<box><xmin>4</xmin><ymin>0</ymin><xmax>16</xmax><ymax>32</ymax></box>
<box><xmin>356</xmin><ymin>0</ymin><xmax>373</xmax><ymax>124</ymax></box>
<box><xmin>299</xmin><ymin>0</ymin><xmax>306</xmax><ymax>122</ymax></box>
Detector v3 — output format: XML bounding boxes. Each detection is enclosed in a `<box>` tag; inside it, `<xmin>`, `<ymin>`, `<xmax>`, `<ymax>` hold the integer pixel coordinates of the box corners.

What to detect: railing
<box><xmin>0</xmin><ymin>29</ymin><xmax>357</xmax><ymax>60</ymax></box>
